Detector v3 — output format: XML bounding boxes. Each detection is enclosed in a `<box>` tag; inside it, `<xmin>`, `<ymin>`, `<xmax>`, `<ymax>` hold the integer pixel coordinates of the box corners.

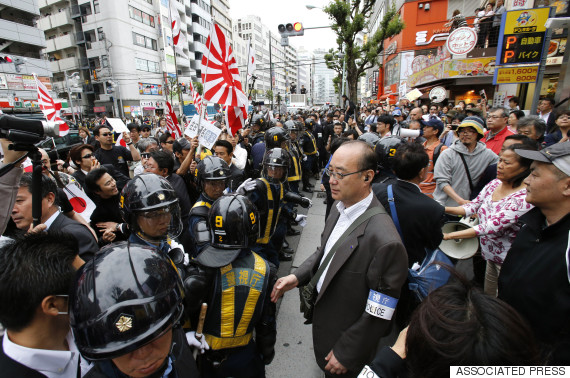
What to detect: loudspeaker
<box><xmin>439</xmin><ymin>221</ymin><xmax>479</xmax><ymax>259</ymax></box>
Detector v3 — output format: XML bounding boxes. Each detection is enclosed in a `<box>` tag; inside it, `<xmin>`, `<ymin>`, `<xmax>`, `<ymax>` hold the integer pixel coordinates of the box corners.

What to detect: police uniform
<box><xmin>300</xmin><ymin>129</ymin><xmax>318</xmax><ymax>191</ymax></box>
<box><xmin>188</xmin><ymin>194</ymin><xmax>215</xmax><ymax>258</ymax></box>
<box><xmin>287</xmin><ymin>143</ymin><xmax>302</xmax><ymax>194</ymax></box>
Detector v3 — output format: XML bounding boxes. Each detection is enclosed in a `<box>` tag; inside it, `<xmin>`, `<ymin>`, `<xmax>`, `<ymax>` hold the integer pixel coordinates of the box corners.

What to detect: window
<box><xmin>97</xmin><ymin>27</ymin><xmax>104</xmax><ymax>41</ymax></box>
<box><xmin>129</xmin><ymin>6</ymin><xmax>154</xmax><ymax>27</ymax></box>
<box><xmin>144</xmin><ymin>0</ymin><xmax>152</xmax><ymax>3</ymax></box>
<box><xmin>101</xmin><ymin>55</ymin><xmax>108</xmax><ymax>67</ymax></box>
<box><xmin>93</xmin><ymin>0</ymin><xmax>100</xmax><ymax>14</ymax></box>
<box><xmin>135</xmin><ymin>58</ymin><xmax>160</xmax><ymax>72</ymax></box>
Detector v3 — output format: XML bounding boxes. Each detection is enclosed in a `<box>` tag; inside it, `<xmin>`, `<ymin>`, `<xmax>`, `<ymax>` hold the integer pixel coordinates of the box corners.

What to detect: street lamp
<box><xmin>305</xmin><ymin>5</ymin><xmax>321</xmax><ymax>10</ymax></box>
<box><xmin>65</xmin><ymin>71</ymin><xmax>80</xmax><ymax>124</ymax></box>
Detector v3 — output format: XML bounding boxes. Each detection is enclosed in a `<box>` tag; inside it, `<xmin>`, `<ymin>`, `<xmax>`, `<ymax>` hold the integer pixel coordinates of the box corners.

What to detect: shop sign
<box><xmin>416</xmin><ymin>30</ymin><xmax>450</xmax><ymax>46</ymax></box>
<box><xmin>140</xmin><ymin>100</ymin><xmax>165</xmax><ymax>108</ymax></box>
<box><xmin>6</xmin><ymin>74</ymin><xmax>24</xmax><ymax>90</ymax></box>
<box><xmin>446</xmin><ymin>27</ymin><xmax>478</xmax><ymax>55</ymax></box>
<box><xmin>93</xmin><ymin>106</ymin><xmax>106</xmax><ymax>112</ymax></box>
<box><xmin>386</xmin><ymin>41</ymin><xmax>397</xmax><ymax>56</ymax></box>
<box><xmin>507</xmin><ymin>0</ymin><xmax>534</xmax><ymax>10</ymax></box>
<box><xmin>497</xmin><ymin>8</ymin><xmax>550</xmax><ymax>65</ymax></box>
<box><xmin>493</xmin><ymin>65</ymin><xmax>539</xmax><ymax>84</ymax></box>
<box><xmin>138</xmin><ymin>82</ymin><xmax>163</xmax><ymax>96</ymax></box>
<box><xmin>443</xmin><ymin>57</ymin><xmax>496</xmax><ymax>79</ymax></box>
<box><xmin>408</xmin><ymin>61</ymin><xmax>444</xmax><ymax>87</ymax></box>
<box><xmin>429</xmin><ymin>87</ymin><xmax>447</xmax><ymax>103</ymax></box>
<box><xmin>546</xmin><ymin>56</ymin><xmax>563</xmax><ymax>65</ymax></box>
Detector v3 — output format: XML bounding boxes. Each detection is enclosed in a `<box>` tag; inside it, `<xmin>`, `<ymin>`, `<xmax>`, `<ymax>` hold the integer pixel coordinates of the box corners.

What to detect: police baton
<box><xmin>193</xmin><ymin>303</ymin><xmax>208</xmax><ymax>359</ymax></box>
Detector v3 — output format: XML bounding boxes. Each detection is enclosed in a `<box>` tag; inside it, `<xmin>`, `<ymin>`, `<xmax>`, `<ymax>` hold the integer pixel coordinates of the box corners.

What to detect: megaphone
<box><xmin>439</xmin><ymin>219</ymin><xmax>479</xmax><ymax>259</ymax></box>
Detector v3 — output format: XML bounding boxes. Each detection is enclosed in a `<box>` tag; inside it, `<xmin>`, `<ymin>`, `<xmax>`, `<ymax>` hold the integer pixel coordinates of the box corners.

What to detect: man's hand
<box><xmin>391</xmin><ymin>326</ymin><xmax>408</xmax><ymax>359</ymax></box>
<box><xmin>324</xmin><ymin>350</ymin><xmax>347</xmax><ymax>375</ymax></box>
<box><xmin>236</xmin><ymin>178</ymin><xmax>256</xmax><ymax>195</ymax></box>
<box><xmin>97</xmin><ymin>221</ymin><xmax>118</xmax><ymax>234</ymax></box>
<box><xmin>102</xmin><ymin>229</ymin><xmax>116</xmax><ymax>243</ymax></box>
<box><xmin>271</xmin><ymin>274</ymin><xmax>298</xmax><ymax>303</ymax></box>
<box><xmin>0</xmin><ymin>138</ymin><xmax>27</xmax><ymax>164</ymax></box>
<box><xmin>27</xmin><ymin>223</ymin><xmax>47</xmax><ymax>234</ymax></box>
<box><xmin>122</xmin><ymin>131</ymin><xmax>131</xmax><ymax>143</ymax></box>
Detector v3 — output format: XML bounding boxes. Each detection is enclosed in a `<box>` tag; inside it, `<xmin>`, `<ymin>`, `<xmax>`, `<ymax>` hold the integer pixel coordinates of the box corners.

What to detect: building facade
<box><xmin>312</xmin><ymin>48</ymin><xmax>336</xmax><ymax>106</ymax></box>
<box><xmin>0</xmin><ymin>0</ymin><xmax>51</xmax><ymax>111</ymax></box>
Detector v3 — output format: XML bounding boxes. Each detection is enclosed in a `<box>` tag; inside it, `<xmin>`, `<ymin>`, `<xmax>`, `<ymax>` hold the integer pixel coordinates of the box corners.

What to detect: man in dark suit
<box><xmin>0</xmin><ymin>232</ymin><xmax>87</xmax><ymax>377</ymax></box>
<box><xmin>373</xmin><ymin>142</ymin><xmax>445</xmax><ymax>329</ymax></box>
<box><xmin>11</xmin><ymin>173</ymin><xmax>99</xmax><ymax>261</ymax></box>
<box><xmin>213</xmin><ymin>139</ymin><xmax>245</xmax><ymax>192</ymax></box>
<box><xmin>272</xmin><ymin>141</ymin><xmax>408</xmax><ymax>377</ymax></box>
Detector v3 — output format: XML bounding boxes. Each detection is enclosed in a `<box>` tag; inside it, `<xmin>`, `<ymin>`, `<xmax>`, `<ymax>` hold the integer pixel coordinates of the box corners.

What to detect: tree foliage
<box><xmin>192</xmin><ymin>81</ymin><xmax>203</xmax><ymax>95</ymax></box>
<box><xmin>323</xmin><ymin>0</ymin><xmax>404</xmax><ymax>103</ymax></box>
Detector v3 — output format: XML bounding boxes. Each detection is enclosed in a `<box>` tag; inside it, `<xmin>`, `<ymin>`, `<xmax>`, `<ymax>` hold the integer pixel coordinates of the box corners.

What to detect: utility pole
<box><xmin>269</xmin><ymin>35</ymin><xmax>274</xmax><ymax>111</ymax></box>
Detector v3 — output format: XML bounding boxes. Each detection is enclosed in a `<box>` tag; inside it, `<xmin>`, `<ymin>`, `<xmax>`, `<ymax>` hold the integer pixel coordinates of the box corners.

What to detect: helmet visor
<box><xmin>135</xmin><ymin>203</ymin><xmax>182</xmax><ymax>240</ymax></box>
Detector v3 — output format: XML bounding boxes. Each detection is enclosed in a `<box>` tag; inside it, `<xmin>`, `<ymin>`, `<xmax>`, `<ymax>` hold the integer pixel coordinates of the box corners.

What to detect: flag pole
<box><xmin>169</xmin><ymin>0</ymin><xmax>184</xmax><ymax>125</ymax></box>
<box><xmin>245</xmin><ymin>40</ymin><xmax>250</xmax><ymax>98</ymax></box>
<box><xmin>196</xmin><ymin>22</ymin><xmax>215</xmax><ymax>158</ymax></box>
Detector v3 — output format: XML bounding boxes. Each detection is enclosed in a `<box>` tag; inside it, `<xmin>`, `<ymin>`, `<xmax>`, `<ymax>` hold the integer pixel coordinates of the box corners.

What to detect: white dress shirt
<box><xmin>317</xmin><ymin>191</ymin><xmax>374</xmax><ymax>292</ymax></box>
<box><xmin>539</xmin><ymin>111</ymin><xmax>551</xmax><ymax>124</ymax></box>
<box><xmin>43</xmin><ymin>210</ymin><xmax>61</xmax><ymax>230</ymax></box>
<box><xmin>3</xmin><ymin>331</ymin><xmax>91</xmax><ymax>377</ymax></box>
<box><xmin>232</xmin><ymin>144</ymin><xmax>248</xmax><ymax>170</ymax></box>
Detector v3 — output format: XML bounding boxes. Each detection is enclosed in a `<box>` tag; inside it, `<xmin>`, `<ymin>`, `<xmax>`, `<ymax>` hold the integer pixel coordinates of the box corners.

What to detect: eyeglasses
<box><xmin>141</xmin><ymin>152</ymin><xmax>151</xmax><ymax>159</ymax></box>
<box><xmin>81</xmin><ymin>154</ymin><xmax>94</xmax><ymax>159</ymax></box>
<box><xmin>100</xmin><ymin>132</ymin><xmax>113</xmax><ymax>137</ymax></box>
<box><xmin>487</xmin><ymin>115</ymin><xmax>506</xmax><ymax>119</ymax></box>
<box><xmin>324</xmin><ymin>168</ymin><xmax>366</xmax><ymax>180</ymax></box>
<box><xmin>164</xmin><ymin>140</ymin><xmax>175</xmax><ymax>144</ymax></box>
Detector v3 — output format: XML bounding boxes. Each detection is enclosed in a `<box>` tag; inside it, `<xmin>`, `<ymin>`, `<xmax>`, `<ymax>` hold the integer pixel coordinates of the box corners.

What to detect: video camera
<box><xmin>0</xmin><ymin>115</ymin><xmax>59</xmax><ymax>145</ymax></box>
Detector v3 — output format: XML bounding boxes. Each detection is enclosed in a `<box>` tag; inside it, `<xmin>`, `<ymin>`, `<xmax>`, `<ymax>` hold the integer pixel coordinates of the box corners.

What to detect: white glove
<box><xmin>236</xmin><ymin>178</ymin><xmax>256</xmax><ymax>195</ymax></box>
<box><xmin>186</xmin><ymin>331</ymin><xmax>210</xmax><ymax>354</ymax></box>
<box><xmin>302</xmin><ymin>155</ymin><xmax>308</xmax><ymax>161</ymax></box>
<box><xmin>295</xmin><ymin>214</ymin><xmax>308</xmax><ymax>227</ymax></box>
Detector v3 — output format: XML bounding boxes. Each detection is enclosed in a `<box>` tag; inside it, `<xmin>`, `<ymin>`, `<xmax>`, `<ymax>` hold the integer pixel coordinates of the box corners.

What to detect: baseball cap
<box><xmin>515</xmin><ymin>143</ymin><xmax>570</xmax><ymax>177</ymax></box>
<box><xmin>457</xmin><ymin>116</ymin><xmax>485</xmax><ymax>137</ymax></box>
<box><xmin>392</xmin><ymin>109</ymin><xmax>402</xmax><ymax>117</ymax></box>
<box><xmin>172</xmin><ymin>138</ymin><xmax>191</xmax><ymax>154</ymax></box>
<box><xmin>420</xmin><ymin>118</ymin><xmax>444</xmax><ymax>134</ymax></box>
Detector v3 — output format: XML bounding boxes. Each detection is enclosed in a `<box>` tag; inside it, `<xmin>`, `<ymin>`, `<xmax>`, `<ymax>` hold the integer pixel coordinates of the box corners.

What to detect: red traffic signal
<box><xmin>278</xmin><ymin>22</ymin><xmax>304</xmax><ymax>37</ymax></box>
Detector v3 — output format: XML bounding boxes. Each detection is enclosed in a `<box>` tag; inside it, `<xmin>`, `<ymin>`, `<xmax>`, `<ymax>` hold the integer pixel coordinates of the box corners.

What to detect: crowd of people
<box><xmin>0</xmin><ymin>94</ymin><xmax>568</xmax><ymax>377</ymax></box>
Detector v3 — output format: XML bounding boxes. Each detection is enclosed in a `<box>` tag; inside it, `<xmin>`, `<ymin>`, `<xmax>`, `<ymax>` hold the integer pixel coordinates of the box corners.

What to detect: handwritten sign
<box><xmin>106</xmin><ymin>118</ymin><xmax>129</xmax><ymax>133</ymax></box>
<box><xmin>184</xmin><ymin>114</ymin><xmax>222</xmax><ymax>150</ymax></box>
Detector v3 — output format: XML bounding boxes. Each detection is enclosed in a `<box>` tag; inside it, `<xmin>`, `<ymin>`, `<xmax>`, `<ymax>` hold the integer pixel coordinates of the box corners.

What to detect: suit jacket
<box><xmin>51</xmin><ymin>212</ymin><xmax>98</xmax><ymax>261</ymax></box>
<box><xmin>0</xmin><ymin>337</ymin><xmax>46</xmax><ymax>378</ymax></box>
<box><xmin>294</xmin><ymin>196</ymin><xmax>408</xmax><ymax>376</ymax></box>
<box><xmin>373</xmin><ymin>180</ymin><xmax>445</xmax><ymax>267</ymax></box>
<box><xmin>228</xmin><ymin>163</ymin><xmax>245</xmax><ymax>193</ymax></box>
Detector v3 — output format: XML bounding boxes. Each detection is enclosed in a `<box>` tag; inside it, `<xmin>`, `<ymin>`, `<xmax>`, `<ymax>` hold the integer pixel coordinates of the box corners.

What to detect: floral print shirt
<box><xmin>462</xmin><ymin>179</ymin><xmax>533</xmax><ymax>264</ymax></box>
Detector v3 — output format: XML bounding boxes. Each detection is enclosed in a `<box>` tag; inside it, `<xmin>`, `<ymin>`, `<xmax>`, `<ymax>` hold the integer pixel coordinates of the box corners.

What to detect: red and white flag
<box><xmin>169</xmin><ymin>0</ymin><xmax>188</xmax><ymax>59</ymax></box>
<box><xmin>23</xmin><ymin>157</ymin><xmax>33</xmax><ymax>173</ymax></box>
<box><xmin>34</xmin><ymin>74</ymin><xmax>67</xmax><ymax>135</ymax></box>
<box><xmin>201</xmin><ymin>24</ymin><xmax>248</xmax><ymax>107</ymax></box>
<box><xmin>166</xmin><ymin>101</ymin><xmax>182</xmax><ymax>138</ymax></box>
<box><xmin>115</xmin><ymin>133</ymin><xmax>127</xmax><ymax>148</ymax></box>
<box><xmin>247</xmin><ymin>41</ymin><xmax>256</xmax><ymax>78</ymax></box>
<box><xmin>188</xmin><ymin>82</ymin><xmax>203</xmax><ymax>116</ymax></box>
<box><xmin>224</xmin><ymin>105</ymin><xmax>246</xmax><ymax>136</ymax></box>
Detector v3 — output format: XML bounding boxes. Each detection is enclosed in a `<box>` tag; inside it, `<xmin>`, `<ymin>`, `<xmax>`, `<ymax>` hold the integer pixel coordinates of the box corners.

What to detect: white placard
<box><xmin>406</xmin><ymin>88</ymin><xmax>423</xmax><ymax>101</ymax></box>
<box><xmin>184</xmin><ymin>114</ymin><xmax>222</xmax><ymax>150</ymax></box>
<box><xmin>106</xmin><ymin>118</ymin><xmax>129</xmax><ymax>133</ymax></box>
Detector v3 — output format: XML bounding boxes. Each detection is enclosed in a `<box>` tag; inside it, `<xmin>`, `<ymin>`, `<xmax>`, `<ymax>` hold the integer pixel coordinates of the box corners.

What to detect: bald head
<box><xmin>410</xmin><ymin>108</ymin><xmax>423</xmax><ymax>121</ymax></box>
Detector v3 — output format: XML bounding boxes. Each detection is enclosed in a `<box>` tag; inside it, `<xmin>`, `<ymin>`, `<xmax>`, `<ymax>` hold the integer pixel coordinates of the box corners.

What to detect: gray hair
<box><xmin>488</xmin><ymin>107</ymin><xmax>509</xmax><ymax>118</ymax></box>
<box><xmin>518</xmin><ymin>116</ymin><xmax>546</xmax><ymax>138</ymax></box>
<box><xmin>137</xmin><ymin>138</ymin><xmax>158</xmax><ymax>153</ymax></box>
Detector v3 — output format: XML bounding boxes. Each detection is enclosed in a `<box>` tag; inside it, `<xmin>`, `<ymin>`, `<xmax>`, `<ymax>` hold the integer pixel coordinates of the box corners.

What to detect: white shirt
<box><xmin>3</xmin><ymin>332</ymin><xmax>91</xmax><ymax>377</ymax></box>
<box><xmin>232</xmin><ymin>144</ymin><xmax>248</xmax><ymax>170</ymax></box>
<box><xmin>317</xmin><ymin>191</ymin><xmax>374</xmax><ymax>292</ymax></box>
<box><xmin>43</xmin><ymin>210</ymin><xmax>61</xmax><ymax>230</ymax></box>
<box><xmin>539</xmin><ymin>111</ymin><xmax>551</xmax><ymax>123</ymax></box>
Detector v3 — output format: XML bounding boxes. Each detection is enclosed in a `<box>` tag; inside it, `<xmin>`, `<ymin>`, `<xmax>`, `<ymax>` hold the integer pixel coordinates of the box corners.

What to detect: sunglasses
<box><xmin>141</xmin><ymin>152</ymin><xmax>151</xmax><ymax>158</ymax></box>
<box><xmin>82</xmin><ymin>154</ymin><xmax>94</xmax><ymax>159</ymax></box>
<box><xmin>164</xmin><ymin>140</ymin><xmax>175</xmax><ymax>144</ymax></box>
<box><xmin>100</xmin><ymin>132</ymin><xmax>113</xmax><ymax>137</ymax></box>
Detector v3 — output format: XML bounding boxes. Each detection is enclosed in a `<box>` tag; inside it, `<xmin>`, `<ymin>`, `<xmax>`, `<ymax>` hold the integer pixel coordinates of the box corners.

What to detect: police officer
<box><xmin>250</xmin><ymin>114</ymin><xmax>267</xmax><ymax>146</ymax></box>
<box><xmin>70</xmin><ymin>241</ymin><xmax>200</xmax><ymax>378</ymax></box>
<box><xmin>244</xmin><ymin>148</ymin><xmax>311</xmax><ymax>266</ymax></box>
<box><xmin>183</xmin><ymin>194</ymin><xmax>277</xmax><ymax>378</ymax></box>
<box><xmin>283</xmin><ymin>120</ymin><xmax>303</xmax><ymax>194</ymax></box>
<box><xmin>120</xmin><ymin>173</ymin><xmax>185</xmax><ymax>258</ymax></box>
<box><xmin>300</xmin><ymin>118</ymin><xmax>318</xmax><ymax>193</ymax></box>
<box><xmin>188</xmin><ymin>156</ymin><xmax>231</xmax><ymax>257</ymax></box>
<box><xmin>373</xmin><ymin>136</ymin><xmax>405</xmax><ymax>184</ymax></box>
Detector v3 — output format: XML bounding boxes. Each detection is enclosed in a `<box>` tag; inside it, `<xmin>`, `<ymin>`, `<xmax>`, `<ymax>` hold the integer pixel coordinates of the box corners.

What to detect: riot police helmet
<box><xmin>283</xmin><ymin>120</ymin><xmax>298</xmax><ymax>132</ymax></box>
<box><xmin>120</xmin><ymin>173</ymin><xmax>182</xmax><ymax>239</ymax></box>
<box><xmin>196</xmin><ymin>156</ymin><xmax>231</xmax><ymax>189</ymax></box>
<box><xmin>262</xmin><ymin>148</ymin><xmax>290</xmax><ymax>184</ymax></box>
<box><xmin>375</xmin><ymin>136</ymin><xmax>405</xmax><ymax>171</ymax></box>
<box><xmin>70</xmin><ymin>241</ymin><xmax>185</xmax><ymax>360</ymax></box>
<box><xmin>358</xmin><ymin>132</ymin><xmax>380</xmax><ymax>147</ymax></box>
<box><xmin>194</xmin><ymin>194</ymin><xmax>259</xmax><ymax>268</ymax></box>
<box><xmin>251</xmin><ymin>114</ymin><xmax>266</xmax><ymax>131</ymax></box>
<box><xmin>264</xmin><ymin>127</ymin><xmax>290</xmax><ymax>149</ymax></box>
<box><xmin>304</xmin><ymin>118</ymin><xmax>315</xmax><ymax>130</ymax></box>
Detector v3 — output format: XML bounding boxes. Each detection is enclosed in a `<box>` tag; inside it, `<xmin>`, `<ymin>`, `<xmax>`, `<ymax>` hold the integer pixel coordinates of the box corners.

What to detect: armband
<box><xmin>365</xmin><ymin>289</ymin><xmax>398</xmax><ymax>320</ymax></box>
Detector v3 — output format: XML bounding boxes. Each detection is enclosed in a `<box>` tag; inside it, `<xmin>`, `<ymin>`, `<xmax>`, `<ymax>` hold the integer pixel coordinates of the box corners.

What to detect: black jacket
<box><xmin>228</xmin><ymin>164</ymin><xmax>245</xmax><ymax>193</ymax></box>
<box><xmin>84</xmin><ymin>328</ymin><xmax>199</xmax><ymax>377</ymax></box>
<box><xmin>0</xmin><ymin>338</ymin><xmax>47</xmax><ymax>378</ymax></box>
<box><xmin>51</xmin><ymin>212</ymin><xmax>99</xmax><ymax>261</ymax></box>
<box><xmin>499</xmin><ymin>209</ymin><xmax>570</xmax><ymax>365</ymax></box>
<box><xmin>373</xmin><ymin>180</ymin><xmax>445</xmax><ymax>267</ymax></box>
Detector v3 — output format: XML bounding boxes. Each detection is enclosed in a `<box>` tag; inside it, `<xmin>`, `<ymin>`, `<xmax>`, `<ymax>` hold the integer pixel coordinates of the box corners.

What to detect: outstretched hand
<box><xmin>270</xmin><ymin>274</ymin><xmax>298</xmax><ymax>303</ymax></box>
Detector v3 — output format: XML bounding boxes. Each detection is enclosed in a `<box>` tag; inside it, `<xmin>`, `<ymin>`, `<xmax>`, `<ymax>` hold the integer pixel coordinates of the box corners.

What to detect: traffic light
<box><xmin>278</xmin><ymin>22</ymin><xmax>304</xmax><ymax>37</ymax></box>
<box><xmin>0</xmin><ymin>55</ymin><xmax>13</xmax><ymax>63</ymax></box>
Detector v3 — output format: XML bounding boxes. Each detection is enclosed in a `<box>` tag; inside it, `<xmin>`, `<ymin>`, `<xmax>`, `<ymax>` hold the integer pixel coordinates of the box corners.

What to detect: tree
<box><xmin>192</xmin><ymin>81</ymin><xmax>203</xmax><ymax>95</ymax></box>
<box><xmin>265</xmin><ymin>89</ymin><xmax>274</xmax><ymax>102</ymax></box>
<box><xmin>324</xmin><ymin>0</ymin><xmax>405</xmax><ymax>104</ymax></box>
